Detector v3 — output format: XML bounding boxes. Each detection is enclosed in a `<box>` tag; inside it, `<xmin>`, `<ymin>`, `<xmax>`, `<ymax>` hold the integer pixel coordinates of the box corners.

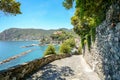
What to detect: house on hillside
<box><xmin>53</xmin><ymin>31</ymin><xmax>63</xmax><ymax>35</ymax></box>
<box><xmin>50</xmin><ymin>31</ymin><xmax>63</xmax><ymax>44</ymax></box>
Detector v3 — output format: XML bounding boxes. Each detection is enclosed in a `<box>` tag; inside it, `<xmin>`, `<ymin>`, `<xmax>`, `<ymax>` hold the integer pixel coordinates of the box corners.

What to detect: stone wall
<box><xmin>0</xmin><ymin>54</ymin><xmax>71</xmax><ymax>80</ymax></box>
<box><xmin>84</xmin><ymin>1</ymin><xmax>120</xmax><ymax>80</ymax></box>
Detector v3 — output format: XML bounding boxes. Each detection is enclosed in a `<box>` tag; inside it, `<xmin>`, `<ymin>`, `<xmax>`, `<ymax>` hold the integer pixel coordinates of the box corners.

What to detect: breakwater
<box><xmin>0</xmin><ymin>49</ymin><xmax>33</xmax><ymax>65</ymax></box>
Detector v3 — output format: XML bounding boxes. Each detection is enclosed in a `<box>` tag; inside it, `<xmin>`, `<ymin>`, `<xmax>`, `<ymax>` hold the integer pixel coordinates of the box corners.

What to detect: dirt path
<box><xmin>26</xmin><ymin>55</ymin><xmax>101</xmax><ymax>80</ymax></box>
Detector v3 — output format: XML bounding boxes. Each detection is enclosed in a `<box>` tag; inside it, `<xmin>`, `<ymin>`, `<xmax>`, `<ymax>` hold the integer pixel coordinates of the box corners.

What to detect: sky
<box><xmin>0</xmin><ymin>0</ymin><xmax>75</xmax><ymax>32</ymax></box>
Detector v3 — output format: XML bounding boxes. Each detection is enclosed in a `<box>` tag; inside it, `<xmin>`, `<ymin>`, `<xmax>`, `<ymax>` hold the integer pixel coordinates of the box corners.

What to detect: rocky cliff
<box><xmin>84</xmin><ymin>1</ymin><xmax>120</xmax><ymax>80</ymax></box>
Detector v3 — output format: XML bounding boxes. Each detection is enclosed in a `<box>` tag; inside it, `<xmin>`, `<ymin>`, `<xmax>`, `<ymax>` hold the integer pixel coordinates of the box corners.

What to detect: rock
<box><xmin>12</xmin><ymin>77</ymin><xmax>17</xmax><ymax>80</ymax></box>
<box><xmin>114</xmin><ymin>37</ymin><xmax>119</xmax><ymax>41</ymax></box>
<box><xmin>84</xmin><ymin>2</ymin><xmax>120</xmax><ymax>80</ymax></box>
<box><xmin>114</xmin><ymin>55</ymin><xmax>119</xmax><ymax>60</ymax></box>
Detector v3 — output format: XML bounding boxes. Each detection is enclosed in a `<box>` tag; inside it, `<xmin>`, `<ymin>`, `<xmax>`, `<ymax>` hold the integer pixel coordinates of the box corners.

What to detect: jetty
<box><xmin>0</xmin><ymin>49</ymin><xmax>33</xmax><ymax>65</ymax></box>
<box><xmin>21</xmin><ymin>44</ymin><xmax>39</xmax><ymax>48</ymax></box>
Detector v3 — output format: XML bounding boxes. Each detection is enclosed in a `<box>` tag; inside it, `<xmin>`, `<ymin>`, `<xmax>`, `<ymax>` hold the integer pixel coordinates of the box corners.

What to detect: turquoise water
<box><xmin>0</xmin><ymin>41</ymin><xmax>59</xmax><ymax>70</ymax></box>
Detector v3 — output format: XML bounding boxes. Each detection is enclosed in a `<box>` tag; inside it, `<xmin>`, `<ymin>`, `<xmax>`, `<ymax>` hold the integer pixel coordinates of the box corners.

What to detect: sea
<box><xmin>0</xmin><ymin>41</ymin><xmax>59</xmax><ymax>70</ymax></box>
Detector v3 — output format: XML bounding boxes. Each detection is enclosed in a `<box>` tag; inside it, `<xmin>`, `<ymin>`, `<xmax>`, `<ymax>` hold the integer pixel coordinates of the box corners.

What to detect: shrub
<box><xmin>64</xmin><ymin>38</ymin><xmax>76</xmax><ymax>48</ymax></box>
<box><xmin>44</xmin><ymin>44</ymin><xmax>56</xmax><ymax>56</ymax></box>
<box><xmin>59</xmin><ymin>38</ymin><xmax>76</xmax><ymax>54</ymax></box>
<box><xmin>59</xmin><ymin>43</ymin><xmax>71</xmax><ymax>54</ymax></box>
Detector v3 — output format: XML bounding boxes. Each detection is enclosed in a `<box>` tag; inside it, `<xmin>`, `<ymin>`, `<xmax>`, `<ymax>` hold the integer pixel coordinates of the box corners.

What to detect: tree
<box><xmin>44</xmin><ymin>44</ymin><xmax>56</xmax><ymax>56</ymax></box>
<box><xmin>0</xmin><ymin>0</ymin><xmax>21</xmax><ymax>15</ymax></box>
<box><xmin>63</xmin><ymin>0</ymin><xmax>74</xmax><ymax>9</ymax></box>
<box><xmin>63</xmin><ymin>0</ymin><xmax>116</xmax><ymax>50</ymax></box>
<box><xmin>64</xmin><ymin>38</ymin><xmax>75</xmax><ymax>48</ymax></box>
<box><xmin>60</xmin><ymin>42</ymin><xmax>71</xmax><ymax>54</ymax></box>
<box><xmin>59</xmin><ymin>38</ymin><xmax>75</xmax><ymax>54</ymax></box>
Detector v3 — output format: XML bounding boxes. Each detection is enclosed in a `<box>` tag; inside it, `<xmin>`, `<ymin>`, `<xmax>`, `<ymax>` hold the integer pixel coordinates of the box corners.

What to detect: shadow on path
<box><xmin>26</xmin><ymin>64</ymin><xmax>74</xmax><ymax>80</ymax></box>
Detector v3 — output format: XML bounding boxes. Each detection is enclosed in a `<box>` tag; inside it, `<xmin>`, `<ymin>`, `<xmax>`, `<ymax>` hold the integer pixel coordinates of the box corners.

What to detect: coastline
<box><xmin>0</xmin><ymin>41</ymin><xmax>59</xmax><ymax>70</ymax></box>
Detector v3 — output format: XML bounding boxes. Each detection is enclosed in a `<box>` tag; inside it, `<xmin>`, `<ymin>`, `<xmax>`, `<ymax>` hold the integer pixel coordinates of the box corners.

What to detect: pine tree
<box><xmin>0</xmin><ymin>0</ymin><xmax>21</xmax><ymax>15</ymax></box>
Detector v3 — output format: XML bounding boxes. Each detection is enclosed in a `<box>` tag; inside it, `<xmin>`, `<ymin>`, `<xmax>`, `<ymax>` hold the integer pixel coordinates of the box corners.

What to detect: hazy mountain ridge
<box><xmin>0</xmin><ymin>28</ymin><xmax>73</xmax><ymax>41</ymax></box>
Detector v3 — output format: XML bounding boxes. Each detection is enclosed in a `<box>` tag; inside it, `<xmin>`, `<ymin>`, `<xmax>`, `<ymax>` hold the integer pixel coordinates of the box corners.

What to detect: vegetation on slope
<box><xmin>63</xmin><ymin>0</ymin><xmax>117</xmax><ymax>50</ymax></box>
<box><xmin>0</xmin><ymin>28</ymin><xmax>75</xmax><ymax>41</ymax></box>
<box><xmin>50</xmin><ymin>29</ymin><xmax>75</xmax><ymax>42</ymax></box>
<box><xmin>60</xmin><ymin>38</ymin><xmax>75</xmax><ymax>54</ymax></box>
<box><xmin>44</xmin><ymin>44</ymin><xmax>56</xmax><ymax>56</ymax></box>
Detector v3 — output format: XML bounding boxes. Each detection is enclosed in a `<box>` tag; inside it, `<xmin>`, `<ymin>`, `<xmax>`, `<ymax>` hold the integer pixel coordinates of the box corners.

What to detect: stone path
<box><xmin>26</xmin><ymin>55</ymin><xmax>101</xmax><ymax>80</ymax></box>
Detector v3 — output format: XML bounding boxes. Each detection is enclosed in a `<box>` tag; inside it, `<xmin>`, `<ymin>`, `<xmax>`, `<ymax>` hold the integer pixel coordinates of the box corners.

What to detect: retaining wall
<box><xmin>0</xmin><ymin>54</ymin><xmax>71</xmax><ymax>80</ymax></box>
<box><xmin>84</xmin><ymin>2</ymin><xmax>120</xmax><ymax>80</ymax></box>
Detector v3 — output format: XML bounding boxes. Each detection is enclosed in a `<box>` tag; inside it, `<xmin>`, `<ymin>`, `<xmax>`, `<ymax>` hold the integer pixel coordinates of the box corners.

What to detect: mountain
<box><xmin>0</xmin><ymin>28</ymin><xmax>74</xmax><ymax>41</ymax></box>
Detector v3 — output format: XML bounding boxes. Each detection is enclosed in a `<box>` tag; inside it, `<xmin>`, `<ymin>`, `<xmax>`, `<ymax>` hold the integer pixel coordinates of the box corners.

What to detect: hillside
<box><xmin>0</xmin><ymin>28</ymin><xmax>75</xmax><ymax>41</ymax></box>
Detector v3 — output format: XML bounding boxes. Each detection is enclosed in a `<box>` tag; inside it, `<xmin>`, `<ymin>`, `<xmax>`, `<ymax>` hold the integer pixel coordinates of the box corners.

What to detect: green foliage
<box><xmin>64</xmin><ymin>38</ymin><xmax>76</xmax><ymax>48</ymax></box>
<box><xmin>59</xmin><ymin>38</ymin><xmax>75</xmax><ymax>54</ymax></box>
<box><xmin>91</xmin><ymin>28</ymin><xmax>96</xmax><ymax>43</ymax></box>
<box><xmin>86</xmin><ymin>34</ymin><xmax>91</xmax><ymax>51</ymax></box>
<box><xmin>0</xmin><ymin>0</ymin><xmax>21</xmax><ymax>15</ymax></box>
<box><xmin>80</xmin><ymin>36</ymin><xmax>85</xmax><ymax>48</ymax></box>
<box><xmin>60</xmin><ymin>42</ymin><xmax>71</xmax><ymax>54</ymax></box>
<box><xmin>63</xmin><ymin>0</ymin><xmax>115</xmax><ymax>50</ymax></box>
<box><xmin>63</xmin><ymin>0</ymin><xmax>74</xmax><ymax>9</ymax></box>
<box><xmin>44</xmin><ymin>44</ymin><xmax>56</xmax><ymax>56</ymax></box>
